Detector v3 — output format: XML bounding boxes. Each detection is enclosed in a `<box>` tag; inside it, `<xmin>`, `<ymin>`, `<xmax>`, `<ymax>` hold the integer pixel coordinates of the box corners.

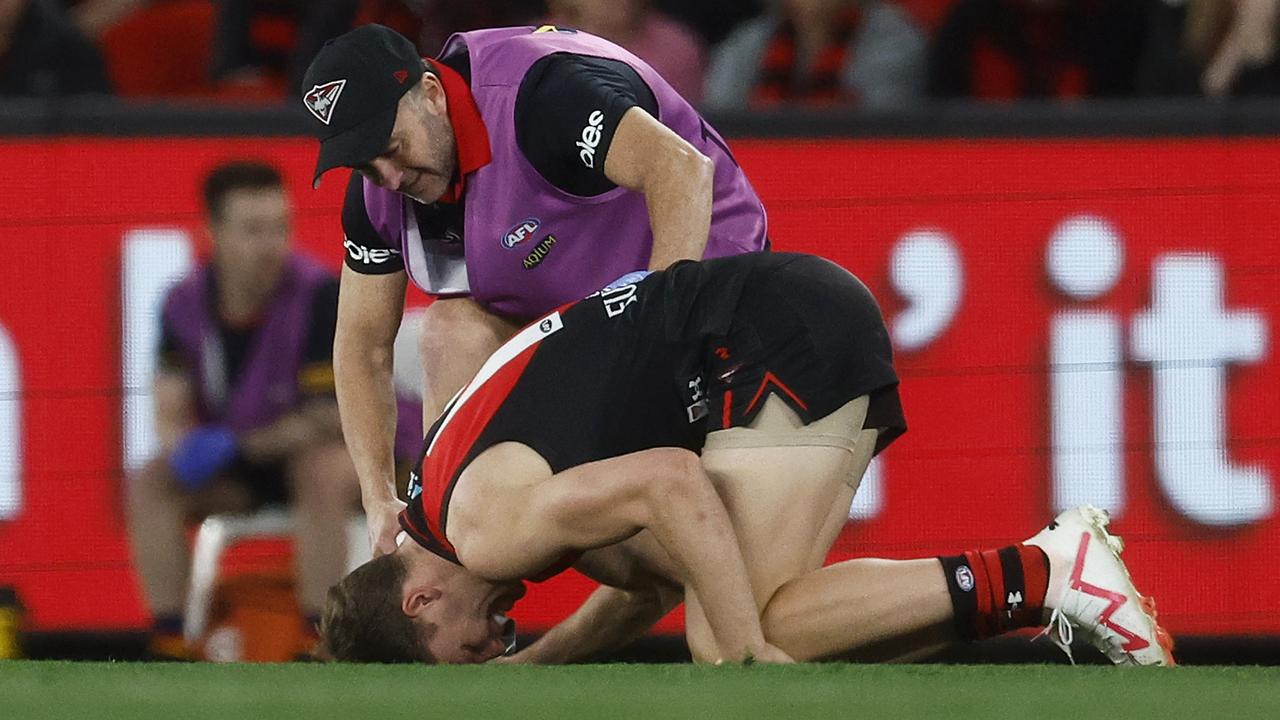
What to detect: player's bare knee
<box><xmin>758</xmin><ymin>583</ymin><xmax>809</xmax><ymax>646</ymax></box>
<box><xmin>759</xmin><ymin>603</ymin><xmax>790</xmax><ymax>646</ymax></box>
<box><xmin>418</xmin><ymin>299</ymin><xmax>488</xmax><ymax>357</ymax></box>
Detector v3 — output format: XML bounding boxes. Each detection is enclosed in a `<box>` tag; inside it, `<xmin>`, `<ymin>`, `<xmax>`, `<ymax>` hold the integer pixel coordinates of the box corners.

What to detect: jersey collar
<box><xmin>427</xmin><ymin>57</ymin><xmax>491</xmax><ymax>205</ymax></box>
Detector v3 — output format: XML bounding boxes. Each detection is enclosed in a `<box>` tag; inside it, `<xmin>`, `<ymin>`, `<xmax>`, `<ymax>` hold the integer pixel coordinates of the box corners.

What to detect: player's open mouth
<box><xmin>489</xmin><ymin>582</ymin><xmax>526</xmax><ymax>615</ymax></box>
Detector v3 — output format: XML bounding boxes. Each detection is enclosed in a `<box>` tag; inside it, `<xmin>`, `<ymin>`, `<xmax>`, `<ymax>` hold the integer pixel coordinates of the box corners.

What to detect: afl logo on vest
<box><xmin>501</xmin><ymin>218</ymin><xmax>541</xmax><ymax>249</ymax></box>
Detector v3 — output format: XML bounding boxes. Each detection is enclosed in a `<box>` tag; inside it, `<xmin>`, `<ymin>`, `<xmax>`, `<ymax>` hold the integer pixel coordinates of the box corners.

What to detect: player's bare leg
<box><xmin>760</xmin><ymin>403</ymin><xmax>957</xmax><ymax>660</ymax></box>
<box><xmin>288</xmin><ymin>439</ymin><xmax>360</xmax><ymax>637</ymax></box>
<box><xmin>417</xmin><ymin>297</ymin><xmax>521</xmax><ymax>424</ymax></box>
<box><xmin>684</xmin><ymin>395</ymin><xmax>962</xmax><ymax>662</ymax></box>
<box><xmin>682</xmin><ymin>395</ymin><xmax>874</xmax><ymax>659</ymax></box>
<box><xmin>759</xmin><ymin>558</ymin><xmax>956</xmax><ymax>661</ymax></box>
<box><xmin>684</xmin><ymin>395</ymin><xmax>1170</xmax><ymax>665</ymax></box>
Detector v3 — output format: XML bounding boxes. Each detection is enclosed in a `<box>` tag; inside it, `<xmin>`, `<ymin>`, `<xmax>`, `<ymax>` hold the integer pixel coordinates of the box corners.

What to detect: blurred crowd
<box><xmin>3</xmin><ymin>0</ymin><xmax>1280</xmax><ymax>106</ymax></box>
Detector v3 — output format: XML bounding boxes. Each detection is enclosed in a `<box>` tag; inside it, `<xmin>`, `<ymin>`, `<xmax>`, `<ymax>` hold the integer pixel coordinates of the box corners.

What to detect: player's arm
<box><xmin>604</xmin><ymin>107</ymin><xmax>713</xmax><ymax>271</ymax></box>
<box><xmin>451</xmin><ymin>445</ymin><xmax>789</xmax><ymax>664</ymax></box>
<box><xmin>334</xmin><ymin>264</ymin><xmax>408</xmax><ymax>554</ymax></box>
<box><xmin>500</xmin><ymin>583</ymin><xmax>681</xmax><ymax>665</ymax></box>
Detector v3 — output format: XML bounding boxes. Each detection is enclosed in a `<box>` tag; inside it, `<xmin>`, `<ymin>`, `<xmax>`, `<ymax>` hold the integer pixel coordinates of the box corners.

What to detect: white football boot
<box><xmin>1025</xmin><ymin>506</ymin><xmax>1175</xmax><ymax>666</ymax></box>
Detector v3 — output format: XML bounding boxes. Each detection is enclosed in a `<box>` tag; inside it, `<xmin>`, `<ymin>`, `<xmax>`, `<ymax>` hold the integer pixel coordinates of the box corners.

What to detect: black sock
<box><xmin>152</xmin><ymin>614</ymin><xmax>183</xmax><ymax>636</ymax></box>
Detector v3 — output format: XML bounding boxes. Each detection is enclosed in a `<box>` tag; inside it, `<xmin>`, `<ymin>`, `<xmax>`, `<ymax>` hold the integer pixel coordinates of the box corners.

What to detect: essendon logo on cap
<box><xmin>304</xmin><ymin>79</ymin><xmax>347</xmax><ymax>125</ymax></box>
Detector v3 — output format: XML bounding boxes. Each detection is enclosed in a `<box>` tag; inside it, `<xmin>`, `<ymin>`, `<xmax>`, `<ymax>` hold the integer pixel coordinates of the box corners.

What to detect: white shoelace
<box><xmin>1036</xmin><ymin>586</ymin><xmax>1133</xmax><ymax>665</ymax></box>
<box><xmin>1035</xmin><ymin>605</ymin><xmax>1076</xmax><ymax>665</ymax></box>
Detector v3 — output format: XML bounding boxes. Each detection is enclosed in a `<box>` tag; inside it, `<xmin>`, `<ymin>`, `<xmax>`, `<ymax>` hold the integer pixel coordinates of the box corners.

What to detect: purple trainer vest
<box><xmin>162</xmin><ymin>254</ymin><xmax>333</xmax><ymax>432</ymax></box>
<box><xmin>362</xmin><ymin>26</ymin><xmax>768</xmax><ymax>320</ymax></box>
<box><xmin>164</xmin><ymin>254</ymin><xmax>425</xmax><ymax>458</ymax></box>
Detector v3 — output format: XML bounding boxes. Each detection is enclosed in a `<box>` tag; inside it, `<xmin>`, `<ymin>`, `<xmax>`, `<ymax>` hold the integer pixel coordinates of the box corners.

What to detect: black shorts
<box><xmin>693</xmin><ymin>254</ymin><xmax>906</xmax><ymax>455</ymax></box>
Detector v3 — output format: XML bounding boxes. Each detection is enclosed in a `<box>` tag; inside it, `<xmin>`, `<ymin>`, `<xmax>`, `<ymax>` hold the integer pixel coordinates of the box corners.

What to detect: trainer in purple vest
<box><xmin>162</xmin><ymin>253</ymin><xmax>423</xmax><ymax>456</ymax></box>
<box><xmin>361</xmin><ymin>27</ymin><xmax>769</xmax><ymax>320</ymax></box>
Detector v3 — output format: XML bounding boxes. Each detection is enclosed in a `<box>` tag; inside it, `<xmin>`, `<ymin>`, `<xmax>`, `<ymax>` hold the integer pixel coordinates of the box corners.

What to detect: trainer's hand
<box><xmin>366</xmin><ymin>496</ymin><xmax>408</xmax><ymax>557</ymax></box>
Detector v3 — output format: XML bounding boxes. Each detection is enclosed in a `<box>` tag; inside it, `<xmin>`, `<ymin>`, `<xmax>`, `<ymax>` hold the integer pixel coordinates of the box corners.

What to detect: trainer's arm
<box><xmin>454</xmin><ymin>446</ymin><xmax>788</xmax><ymax>664</ymax></box>
<box><xmin>333</xmin><ymin>265</ymin><xmax>408</xmax><ymax>554</ymax></box>
<box><xmin>501</xmin><ymin>583</ymin><xmax>680</xmax><ymax>665</ymax></box>
<box><xmin>604</xmin><ymin>107</ymin><xmax>714</xmax><ymax>270</ymax></box>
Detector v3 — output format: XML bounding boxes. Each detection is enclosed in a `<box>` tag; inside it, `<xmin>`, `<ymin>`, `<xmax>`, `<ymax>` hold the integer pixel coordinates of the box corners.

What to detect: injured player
<box><xmin>319</xmin><ymin>252</ymin><xmax>1174</xmax><ymax>667</ymax></box>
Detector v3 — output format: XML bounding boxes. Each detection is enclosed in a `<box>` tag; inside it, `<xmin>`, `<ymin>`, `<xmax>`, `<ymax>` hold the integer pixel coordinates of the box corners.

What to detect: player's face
<box><xmin>360</xmin><ymin>75</ymin><xmax>457</xmax><ymax>204</ymax></box>
<box><xmin>209</xmin><ymin>187</ymin><xmax>290</xmax><ymax>285</ymax></box>
<box><xmin>419</xmin><ymin>580</ymin><xmax>525</xmax><ymax>664</ymax></box>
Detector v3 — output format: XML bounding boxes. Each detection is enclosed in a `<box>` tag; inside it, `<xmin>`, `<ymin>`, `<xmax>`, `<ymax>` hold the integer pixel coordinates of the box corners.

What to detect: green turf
<box><xmin>1</xmin><ymin>662</ymin><xmax>1276</xmax><ymax>720</ymax></box>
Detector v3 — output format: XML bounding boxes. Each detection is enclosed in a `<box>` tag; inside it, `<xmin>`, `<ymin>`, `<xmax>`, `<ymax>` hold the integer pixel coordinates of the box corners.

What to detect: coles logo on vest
<box><xmin>578</xmin><ymin>110</ymin><xmax>605</xmax><ymax>168</ymax></box>
<box><xmin>501</xmin><ymin>218</ymin><xmax>541</xmax><ymax>249</ymax></box>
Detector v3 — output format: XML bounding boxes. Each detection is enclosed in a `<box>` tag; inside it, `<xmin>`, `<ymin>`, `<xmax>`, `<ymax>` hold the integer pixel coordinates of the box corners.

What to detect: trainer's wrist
<box><xmin>362</xmin><ymin>488</ymin><xmax>401</xmax><ymax>510</ymax></box>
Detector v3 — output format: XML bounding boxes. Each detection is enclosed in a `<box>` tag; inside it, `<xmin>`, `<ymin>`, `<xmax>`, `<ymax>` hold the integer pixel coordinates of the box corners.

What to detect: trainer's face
<box><xmin>413</xmin><ymin>579</ymin><xmax>525</xmax><ymax>664</ymax></box>
<box><xmin>209</xmin><ymin>187</ymin><xmax>290</xmax><ymax>288</ymax></box>
<box><xmin>359</xmin><ymin>74</ymin><xmax>457</xmax><ymax>204</ymax></box>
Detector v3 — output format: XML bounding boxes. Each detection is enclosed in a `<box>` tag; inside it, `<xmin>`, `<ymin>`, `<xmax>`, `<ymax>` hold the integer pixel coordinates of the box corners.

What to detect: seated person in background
<box><xmin>128</xmin><ymin>161</ymin><xmax>374</xmax><ymax>660</ymax></box>
<box><xmin>926</xmin><ymin>0</ymin><xmax>1148</xmax><ymax>101</ymax></box>
<box><xmin>702</xmin><ymin>0</ymin><xmax>926</xmax><ymax>111</ymax></box>
<box><xmin>0</xmin><ymin>0</ymin><xmax>113</xmax><ymax>96</ymax></box>
<box><xmin>650</xmin><ymin>0</ymin><xmax>765</xmax><ymax>48</ymax></box>
<box><xmin>1139</xmin><ymin>0</ymin><xmax>1280</xmax><ymax>98</ymax></box>
<box><xmin>545</xmin><ymin>0</ymin><xmax>707</xmax><ymax>104</ymax></box>
<box><xmin>412</xmin><ymin>0</ymin><xmax>542</xmax><ymax>59</ymax></box>
<box><xmin>321</xmin><ymin>252</ymin><xmax>1172</xmax><ymax>668</ymax></box>
<box><xmin>893</xmin><ymin>0</ymin><xmax>958</xmax><ymax>35</ymax></box>
<box><xmin>67</xmin><ymin>0</ymin><xmax>145</xmax><ymax>38</ymax></box>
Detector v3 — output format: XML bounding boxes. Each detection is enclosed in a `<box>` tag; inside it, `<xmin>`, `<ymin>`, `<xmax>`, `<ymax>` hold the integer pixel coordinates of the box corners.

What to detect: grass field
<box><xmin>2</xmin><ymin>663</ymin><xmax>1278</xmax><ymax>720</ymax></box>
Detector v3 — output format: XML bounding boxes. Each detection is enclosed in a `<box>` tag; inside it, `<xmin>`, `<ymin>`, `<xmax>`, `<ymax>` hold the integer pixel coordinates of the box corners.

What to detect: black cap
<box><xmin>301</xmin><ymin>24</ymin><xmax>424</xmax><ymax>187</ymax></box>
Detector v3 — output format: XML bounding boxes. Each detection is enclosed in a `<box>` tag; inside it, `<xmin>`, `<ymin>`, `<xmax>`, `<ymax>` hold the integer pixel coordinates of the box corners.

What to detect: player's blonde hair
<box><xmin>319</xmin><ymin>553</ymin><xmax>438</xmax><ymax>663</ymax></box>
